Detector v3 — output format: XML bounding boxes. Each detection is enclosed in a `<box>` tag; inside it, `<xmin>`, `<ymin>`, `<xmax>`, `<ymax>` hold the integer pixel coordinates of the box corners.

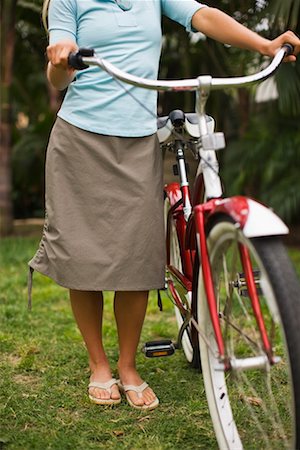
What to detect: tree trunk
<box><xmin>237</xmin><ymin>88</ymin><xmax>251</xmax><ymax>137</ymax></box>
<box><xmin>0</xmin><ymin>0</ymin><xmax>17</xmax><ymax>236</ymax></box>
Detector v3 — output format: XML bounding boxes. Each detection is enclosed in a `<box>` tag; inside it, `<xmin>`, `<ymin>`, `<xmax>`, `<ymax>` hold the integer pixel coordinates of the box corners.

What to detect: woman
<box><xmin>30</xmin><ymin>0</ymin><xmax>300</xmax><ymax>410</ymax></box>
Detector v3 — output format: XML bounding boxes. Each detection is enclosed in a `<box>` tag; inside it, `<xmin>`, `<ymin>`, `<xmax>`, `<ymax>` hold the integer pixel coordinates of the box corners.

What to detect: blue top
<box><xmin>49</xmin><ymin>0</ymin><xmax>207</xmax><ymax>137</ymax></box>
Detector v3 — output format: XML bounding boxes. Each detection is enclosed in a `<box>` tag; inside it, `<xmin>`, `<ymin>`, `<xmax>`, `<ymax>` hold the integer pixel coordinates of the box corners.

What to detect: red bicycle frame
<box><xmin>165</xmin><ymin>179</ymin><xmax>275</xmax><ymax>364</ymax></box>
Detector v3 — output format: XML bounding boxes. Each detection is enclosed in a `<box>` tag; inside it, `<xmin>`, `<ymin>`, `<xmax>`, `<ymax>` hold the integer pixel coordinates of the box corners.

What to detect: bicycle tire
<box><xmin>164</xmin><ymin>196</ymin><xmax>199</xmax><ymax>368</ymax></box>
<box><xmin>197</xmin><ymin>218</ymin><xmax>300</xmax><ymax>449</ymax></box>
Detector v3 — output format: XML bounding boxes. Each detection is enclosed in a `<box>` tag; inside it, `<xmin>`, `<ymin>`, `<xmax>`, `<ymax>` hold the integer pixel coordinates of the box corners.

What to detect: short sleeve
<box><xmin>48</xmin><ymin>0</ymin><xmax>77</xmax><ymax>44</ymax></box>
<box><xmin>161</xmin><ymin>0</ymin><xmax>208</xmax><ymax>32</ymax></box>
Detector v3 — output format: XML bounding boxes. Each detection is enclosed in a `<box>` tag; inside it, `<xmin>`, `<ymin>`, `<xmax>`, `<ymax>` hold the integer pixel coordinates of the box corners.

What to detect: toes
<box><xmin>111</xmin><ymin>385</ymin><xmax>121</xmax><ymax>400</ymax></box>
<box><xmin>143</xmin><ymin>388</ymin><xmax>156</xmax><ymax>405</ymax></box>
<box><xmin>90</xmin><ymin>387</ymin><xmax>110</xmax><ymax>400</ymax></box>
<box><xmin>128</xmin><ymin>391</ymin><xmax>144</xmax><ymax>406</ymax></box>
<box><xmin>126</xmin><ymin>387</ymin><xmax>157</xmax><ymax>406</ymax></box>
<box><xmin>101</xmin><ymin>389</ymin><xmax>111</xmax><ymax>400</ymax></box>
<box><xmin>89</xmin><ymin>380</ymin><xmax>121</xmax><ymax>401</ymax></box>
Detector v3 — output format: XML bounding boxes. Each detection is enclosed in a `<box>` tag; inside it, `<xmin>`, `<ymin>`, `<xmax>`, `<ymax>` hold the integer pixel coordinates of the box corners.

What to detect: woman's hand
<box><xmin>262</xmin><ymin>31</ymin><xmax>300</xmax><ymax>62</ymax></box>
<box><xmin>193</xmin><ymin>8</ymin><xmax>300</xmax><ymax>63</ymax></box>
<box><xmin>47</xmin><ymin>39</ymin><xmax>78</xmax><ymax>72</ymax></box>
<box><xmin>46</xmin><ymin>40</ymin><xmax>78</xmax><ymax>90</ymax></box>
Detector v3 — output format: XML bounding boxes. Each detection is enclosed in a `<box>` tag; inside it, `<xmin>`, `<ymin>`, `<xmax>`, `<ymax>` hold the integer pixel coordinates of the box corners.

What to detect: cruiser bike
<box><xmin>69</xmin><ymin>44</ymin><xmax>300</xmax><ymax>449</ymax></box>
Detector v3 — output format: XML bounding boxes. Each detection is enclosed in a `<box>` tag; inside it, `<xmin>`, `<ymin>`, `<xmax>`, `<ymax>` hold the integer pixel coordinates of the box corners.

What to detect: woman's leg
<box><xmin>114</xmin><ymin>291</ymin><xmax>157</xmax><ymax>406</ymax></box>
<box><xmin>69</xmin><ymin>289</ymin><xmax>120</xmax><ymax>401</ymax></box>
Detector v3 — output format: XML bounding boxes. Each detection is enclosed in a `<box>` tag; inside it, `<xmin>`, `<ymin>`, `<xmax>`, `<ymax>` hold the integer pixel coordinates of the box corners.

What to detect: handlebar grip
<box><xmin>282</xmin><ymin>43</ymin><xmax>295</xmax><ymax>56</ymax></box>
<box><xmin>68</xmin><ymin>48</ymin><xmax>94</xmax><ymax>70</ymax></box>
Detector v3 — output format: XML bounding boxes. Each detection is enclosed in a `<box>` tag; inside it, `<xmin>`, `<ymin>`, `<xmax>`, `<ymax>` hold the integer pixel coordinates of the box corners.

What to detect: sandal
<box><xmin>88</xmin><ymin>378</ymin><xmax>121</xmax><ymax>405</ymax></box>
<box><xmin>118</xmin><ymin>381</ymin><xmax>159</xmax><ymax>410</ymax></box>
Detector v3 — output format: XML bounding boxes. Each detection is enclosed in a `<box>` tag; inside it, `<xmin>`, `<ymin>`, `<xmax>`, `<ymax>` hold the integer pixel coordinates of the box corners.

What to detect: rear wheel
<box><xmin>164</xmin><ymin>195</ymin><xmax>199</xmax><ymax>367</ymax></box>
<box><xmin>197</xmin><ymin>219</ymin><xmax>300</xmax><ymax>449</ymax></box>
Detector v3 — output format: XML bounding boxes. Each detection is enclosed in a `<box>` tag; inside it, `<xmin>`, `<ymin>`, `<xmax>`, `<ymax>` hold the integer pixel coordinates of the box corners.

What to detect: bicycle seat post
<box><xmin>174</xmin><ymin>139</ymin><xmax>192</xmax><ymax>221</ymax></box>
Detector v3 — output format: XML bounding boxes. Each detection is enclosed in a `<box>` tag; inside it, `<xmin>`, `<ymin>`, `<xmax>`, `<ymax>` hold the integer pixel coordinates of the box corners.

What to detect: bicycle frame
<box><xmin>165</xmin><ymin>166</ymin><xmax>288</xmax><ymax>365</ymax></box>
<box><xmin>163</xmin><ymin>106</ymin><xmax>288</xmax><ymax>365</ymax></box>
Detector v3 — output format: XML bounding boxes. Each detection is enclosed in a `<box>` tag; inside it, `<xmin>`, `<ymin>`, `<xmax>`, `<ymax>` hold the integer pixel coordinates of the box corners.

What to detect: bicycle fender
<box><xmin>243</xmin><ymin>198</ymin><xmax>288</xmax><ymax>237</ymax></box>
<box><xmin>206</xmin><ymin>196</ymin><xmax>289</xmax><ymax>237</ymax></box>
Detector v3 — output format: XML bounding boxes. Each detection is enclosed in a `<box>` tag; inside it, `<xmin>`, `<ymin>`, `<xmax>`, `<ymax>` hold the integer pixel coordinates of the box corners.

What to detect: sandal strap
<box><xmin>122</xmin><ymin>381</ymin><xmax>149</xmax><ymax>394</ymax></box>
<box><xmin>89</xmin><ymin>378</ymin><xmax>119</xmax><ymax>392</ymax></box>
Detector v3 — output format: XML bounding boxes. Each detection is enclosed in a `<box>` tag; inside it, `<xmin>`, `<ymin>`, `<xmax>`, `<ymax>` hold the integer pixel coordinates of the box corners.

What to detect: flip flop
<box><xmin>118</xmin><ymin>381</ymin><xmax>159</xmax><ymax>410</ymax></box>
<box><xmin>88</xmin><ymin>378</ymin><xmax>121</xmax><ymax>405</ymax></box>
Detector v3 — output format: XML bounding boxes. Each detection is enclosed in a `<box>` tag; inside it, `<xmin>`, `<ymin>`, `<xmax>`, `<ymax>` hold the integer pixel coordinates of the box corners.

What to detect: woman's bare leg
<box><xmin>114</xmin><ymin>291</ymin><xmax>157</xmax><ymax>406</ymax></box>
<box><xmin>69</xmin><ymin>289</ymin><xmax>120</xmax><ymax>401</ymax></box>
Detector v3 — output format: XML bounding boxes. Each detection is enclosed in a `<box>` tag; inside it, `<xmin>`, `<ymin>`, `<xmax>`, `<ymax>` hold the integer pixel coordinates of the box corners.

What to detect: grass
<box><xmin>0</xmin><ymin>237</ymin><xmax>214</xmax><ymax>450</ymax></box>
<box><xmin>1</xmin><ymin>237</ymin><xmax>300</xmax><ymax>450</ymax></box>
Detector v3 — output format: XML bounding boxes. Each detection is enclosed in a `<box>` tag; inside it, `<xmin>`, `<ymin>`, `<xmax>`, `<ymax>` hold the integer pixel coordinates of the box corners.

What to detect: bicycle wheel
<box><xmin>197</xmin><ymin>218</ymin><xmax>300</xmax><ymax>449</ymax></box>
<box><xmin>164</xmin><ymin>195</ymin><xmax>199</xmax><ymax>367</ymax></box>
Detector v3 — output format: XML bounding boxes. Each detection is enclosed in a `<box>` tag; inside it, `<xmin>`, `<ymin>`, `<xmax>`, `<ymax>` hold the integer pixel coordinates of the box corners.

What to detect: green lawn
<box><xmin>0</xmin><ymin>237</ymin><xmax>214</xmax><ymax>450</ymax></box>
<box><xmin>0</xmin><ymin>237</ymin><xmax>300</xmax><ymax>449</ymax></box>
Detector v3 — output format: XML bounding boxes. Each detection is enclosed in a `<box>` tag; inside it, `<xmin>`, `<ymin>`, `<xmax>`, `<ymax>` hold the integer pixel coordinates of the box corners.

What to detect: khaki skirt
<box><xmin>29</xmin><ymin>118</ymin><xmax>165</xmax><ymax>291</ymax></box>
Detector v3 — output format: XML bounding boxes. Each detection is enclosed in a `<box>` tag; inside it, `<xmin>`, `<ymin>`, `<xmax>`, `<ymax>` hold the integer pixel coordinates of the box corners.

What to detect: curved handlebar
<box><xmin>68</xmin><ymin>44</ymin><xmax>294</xmax><ymax>92</ymax></box>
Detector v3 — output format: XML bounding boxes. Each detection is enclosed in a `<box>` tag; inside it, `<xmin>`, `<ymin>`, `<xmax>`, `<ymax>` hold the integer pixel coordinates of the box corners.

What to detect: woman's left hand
<box><xmin>263</xmin><ymin>30</ymin><xmax>300</xmax><ymax>62</ymax></box>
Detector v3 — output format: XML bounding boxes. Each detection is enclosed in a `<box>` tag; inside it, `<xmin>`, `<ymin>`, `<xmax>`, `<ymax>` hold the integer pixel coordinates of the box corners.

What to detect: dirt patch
<box><xmin>13</xmin><ymin>373</ymin><xmax>40</xmax><ymax>386</ymax></box>
<box><xmin>4</xmin><ymin>354</ymin><xmax>22</xmax><ymax>367</ymax></box>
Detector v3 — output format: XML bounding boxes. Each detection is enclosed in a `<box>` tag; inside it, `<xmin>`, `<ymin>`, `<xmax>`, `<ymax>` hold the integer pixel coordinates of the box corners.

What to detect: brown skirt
<box><xmin>29</xmin><ymin>118</ymin><xmax>165</xmax><ymax>291</ymax></box>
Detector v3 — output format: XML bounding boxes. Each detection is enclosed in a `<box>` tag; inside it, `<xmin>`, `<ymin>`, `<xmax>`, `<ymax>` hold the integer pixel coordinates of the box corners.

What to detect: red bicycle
<box><xmin>70</xmin><ymin>45</ymin><xmax>300</xmax><ymax>449</ymax></box>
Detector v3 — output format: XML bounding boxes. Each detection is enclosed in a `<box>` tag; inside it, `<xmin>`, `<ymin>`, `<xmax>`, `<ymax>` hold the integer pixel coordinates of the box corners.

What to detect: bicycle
<box><xmin>69</xmin><ymin>45</ymin><xmax>300</xmax><ymax>449</ymax></box>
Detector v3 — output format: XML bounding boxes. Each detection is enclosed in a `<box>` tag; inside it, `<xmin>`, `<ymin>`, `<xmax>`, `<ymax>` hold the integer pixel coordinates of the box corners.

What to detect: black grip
<box><xmin>282</xmin><ymin>43</ymin><xmax>295</xmax><ymax>56</ymax></box>
<box><xmin>68</xmin><ymin>48</ymin><xmax>94</xmax><ymax>70</ymax></box>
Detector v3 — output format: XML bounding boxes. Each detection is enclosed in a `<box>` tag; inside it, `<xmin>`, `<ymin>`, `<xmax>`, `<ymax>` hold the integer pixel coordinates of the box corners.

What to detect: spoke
<box><xmin>265</xmin><ymin>368</ymin><xmax>290</xmax><ymax>445</ymax></box>
<box><xmin>191</xmin><ymin>317</ymin><xmax>219</xmax><ymax>358</ymax></box>
<box><xmin>223</xmin><ymin>241</ymin><xmax>238</xmax><ymax>355</ymax></box>
<box><xmin>269</xmin><ymin>319</ymin><xmax>276</xmax><ymax>348</ymax></box>
<box><xmin>235</xmin><ymin>368</ymin><xmax>290</xmax><ymax>449</ymax></box>
<box><xmin>223</xmin><ymin>253</ymin><xmax>230</xmax><ymax>298</ymax></box>
<box><xmin>201</xmin><ymin>223</ymin><xmax>295</xmax><ymax>449</ymax></box>
<box><xmin>234</xmin><ymin>370</ymin><xmax>273</xmax><ymax>449</ymax></box>
<box><xmin>219</xmin><ymin>311</ymin><xmax>262</xmax><ymax>351</ymax></box>
<box><xmin>223</xmin><ymin>239</ymin><xmax>264</xmax><ymax>355</ymax></box>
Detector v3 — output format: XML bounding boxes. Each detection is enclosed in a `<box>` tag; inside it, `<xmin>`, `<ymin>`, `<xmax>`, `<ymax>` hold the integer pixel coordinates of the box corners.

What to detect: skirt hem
<box><xmin>28</xmin><ymin>262</ymin><xmax>165</xmax><ymax>292</ymax></box>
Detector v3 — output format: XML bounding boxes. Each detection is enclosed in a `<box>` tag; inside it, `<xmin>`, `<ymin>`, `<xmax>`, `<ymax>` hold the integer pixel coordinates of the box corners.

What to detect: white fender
<box><xmin>243</xmin><ymin>199</ymin><xmax>289</xmax><ymax>237</ymax></box>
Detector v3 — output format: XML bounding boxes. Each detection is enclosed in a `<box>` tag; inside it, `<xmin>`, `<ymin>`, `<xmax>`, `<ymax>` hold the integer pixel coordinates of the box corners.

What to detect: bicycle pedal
<box><xmin>142</xmin><ymin>340</ymin><xmax>176</xmax><ymax>358</ymax></box>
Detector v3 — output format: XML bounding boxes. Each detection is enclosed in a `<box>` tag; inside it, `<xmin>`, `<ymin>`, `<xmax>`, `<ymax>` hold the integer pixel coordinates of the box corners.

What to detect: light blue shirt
<box><xmin>49</xmin><ymin>0</ymin><xmax>207</xmax><ymax>136</ymax></box>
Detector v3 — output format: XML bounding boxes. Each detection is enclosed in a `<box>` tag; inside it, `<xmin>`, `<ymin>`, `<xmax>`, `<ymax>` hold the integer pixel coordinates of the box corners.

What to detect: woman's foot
<box><xmin>117</xmin><ymin>365</ymin><xmax>158</xmax><ymax>408</ymax></box>
<box><xmin>89</xmin><ymin>363</ymin><xmax>121</xmax><ymax>403</ymax></box>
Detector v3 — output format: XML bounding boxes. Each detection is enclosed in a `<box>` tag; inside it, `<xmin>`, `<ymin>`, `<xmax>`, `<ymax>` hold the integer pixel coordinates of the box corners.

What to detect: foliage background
<box><xmin>6</xmin><ymin>0</ymin><xmax>300</xmax><ymax>223</ymax></box>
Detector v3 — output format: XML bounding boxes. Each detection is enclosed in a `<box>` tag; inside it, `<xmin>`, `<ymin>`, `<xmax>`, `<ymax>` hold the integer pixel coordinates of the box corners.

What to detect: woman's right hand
<box><xmin>46</xmin><ymin>40</ymin><xmax>78</xmax><ymax>90</ymax></box>
<box><xmin>46</xmin><ymin>39</ymin><xmax>78</xmax><ymax>72</ymax></box>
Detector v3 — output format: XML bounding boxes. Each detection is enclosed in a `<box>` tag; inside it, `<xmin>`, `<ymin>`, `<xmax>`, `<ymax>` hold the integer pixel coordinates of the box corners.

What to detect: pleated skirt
<box><xmin>29</xmin><ymin>118</ymin><xmax>165</xmax><ymax>291</ymax></box>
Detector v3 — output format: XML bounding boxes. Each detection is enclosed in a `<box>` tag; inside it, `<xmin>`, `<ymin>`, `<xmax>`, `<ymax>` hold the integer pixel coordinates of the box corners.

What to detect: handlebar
<box><xmin>68</xmin><ymin>44</ymin><xmax>294</xmax><ymax>92</ymax></box>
